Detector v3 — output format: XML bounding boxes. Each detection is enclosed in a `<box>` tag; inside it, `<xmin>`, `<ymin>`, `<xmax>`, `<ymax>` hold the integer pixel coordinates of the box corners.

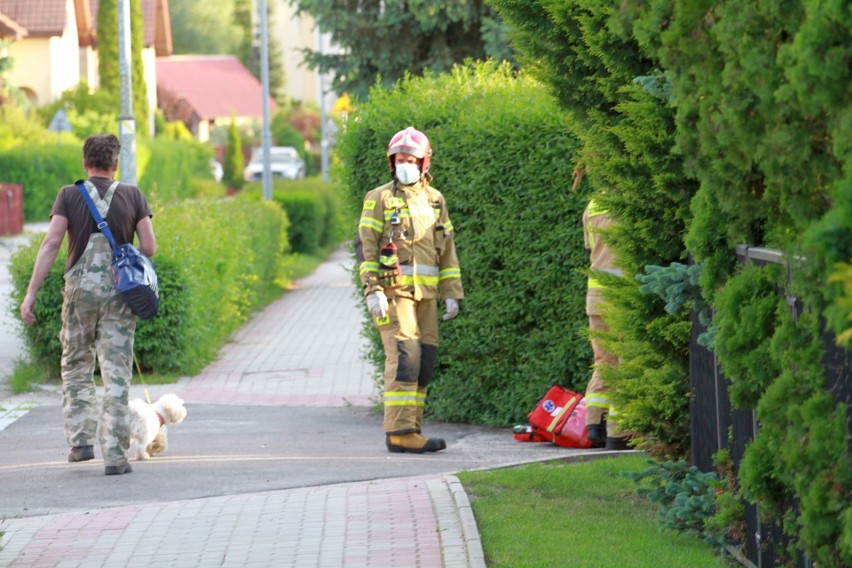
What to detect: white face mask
<box><xmin>395</xmin><ymin>163</ymin><xmax>421</xmax><ymax>185</ymax></box>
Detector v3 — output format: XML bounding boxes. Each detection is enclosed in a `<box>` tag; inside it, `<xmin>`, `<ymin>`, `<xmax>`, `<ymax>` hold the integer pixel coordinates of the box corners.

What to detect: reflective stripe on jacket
<box><xmin>358</xmin><ymin>180</ymin><xmax>463</xmax><ymax>301</ymax></box>
<box><xmin>583</xmin><ymin>199</ymin><xmax>619</xmax><ymax>315</ymax></box>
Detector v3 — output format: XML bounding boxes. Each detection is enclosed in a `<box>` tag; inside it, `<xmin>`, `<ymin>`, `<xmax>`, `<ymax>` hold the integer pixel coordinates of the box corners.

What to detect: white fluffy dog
<box><xmin>128</xmin><ymin>393</ymin><xmax>187</xmax><ymax>460</ymax></box>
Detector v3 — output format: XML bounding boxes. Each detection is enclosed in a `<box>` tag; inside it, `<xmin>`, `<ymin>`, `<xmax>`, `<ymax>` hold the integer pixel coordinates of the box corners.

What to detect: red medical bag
<box><xmin>515</xmin><ymin>385</ymin><xmax>593</xmax><ymax>449</ymax></box>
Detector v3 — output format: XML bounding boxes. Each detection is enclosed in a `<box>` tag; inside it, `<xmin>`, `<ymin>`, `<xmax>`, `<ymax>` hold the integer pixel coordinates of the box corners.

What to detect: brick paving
<box><xmin>0</xmin><ymin>476</ymin><xmax>483</xmax><ymax>568</ymax></box>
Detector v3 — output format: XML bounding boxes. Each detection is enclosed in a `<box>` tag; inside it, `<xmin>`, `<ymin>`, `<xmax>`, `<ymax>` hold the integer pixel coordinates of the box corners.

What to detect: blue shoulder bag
<box><xmin>75</xmin><ymin>179</ymin><xmax>159</xmax><ymax>320</ymax></box>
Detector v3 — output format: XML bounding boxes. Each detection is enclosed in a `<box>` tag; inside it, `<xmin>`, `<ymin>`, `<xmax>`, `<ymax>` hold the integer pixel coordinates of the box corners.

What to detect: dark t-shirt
<box><xmin>51</xmin><ymin>176</ymin><xmax>153</xmax><ymax>273</ymax></box>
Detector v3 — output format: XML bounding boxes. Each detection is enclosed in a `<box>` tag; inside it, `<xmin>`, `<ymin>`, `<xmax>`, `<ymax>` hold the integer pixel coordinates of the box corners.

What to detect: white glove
<box><xmin>366</xmin><ymin>291</ymin><xmax>389</xmax><ymax>318</ymax></box>
<box><xmin>443</xmin><ymin>298</ymin><xmax>459</xmax><ymax>321</ymax></box>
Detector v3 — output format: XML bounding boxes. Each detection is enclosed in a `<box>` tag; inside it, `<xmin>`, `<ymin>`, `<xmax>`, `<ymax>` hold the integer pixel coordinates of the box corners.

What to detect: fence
<box><xmin>689</xmin><ymin>245</ymin><xmax>851</xmax><ymax>568</ymax></box>
<box><xmin>0</xmin><ymin>183</ymin><xmax>23</xmax><ymax>236</ymax></box>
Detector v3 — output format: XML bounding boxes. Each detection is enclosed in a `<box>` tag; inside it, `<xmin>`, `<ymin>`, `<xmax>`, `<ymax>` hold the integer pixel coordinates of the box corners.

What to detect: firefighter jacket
<box><xmin>358</xmin><ymin>179</ymin><xmax>464</xmax><ymax>301</ymax></box>
<box><xmin>583</xmin><ymin>199</ymin><xmax>621</xmax><ymax>316</ymax></box>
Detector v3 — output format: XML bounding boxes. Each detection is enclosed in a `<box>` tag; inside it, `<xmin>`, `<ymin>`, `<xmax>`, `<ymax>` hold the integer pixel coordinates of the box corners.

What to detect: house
<box><xmin>0</xmin><ymin>10</ymin><xmax>26</xmax><ymax>39</ymax></box>
<box><xmin>272</xmin><ymin>1</ymin><xmax>319</xmax><ymax>106</ymax></box>
<box><xmin>272</xmin><ymin>1</ymin><xmax>337</xmax><ymax>110</ymax></box>
<box><xmin>156</xmin><ymin>55</ymin><xmax>277</xmax><ymax>143</ymax></box>
<box><xmin>0</xmin><ymin>0</ymin><xmax>171</xmax><ymax>131</ymax></box>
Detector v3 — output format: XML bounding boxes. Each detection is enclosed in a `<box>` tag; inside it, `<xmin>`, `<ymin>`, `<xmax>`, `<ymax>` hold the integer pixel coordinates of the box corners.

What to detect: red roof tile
<box><xmin>0</xmin><ymin>10</ymin><xmax>28</xmax><ymax>38</ymax></box>
<box><xmin>156</xmin><ymin>55</ymin><xmax>277</xmax><ymax>120</ymax></box>
<box><xmin>0</xmin><ymin>1</ymin><xmax>162</xmax><ymax>47</ymax></box>
<box><xmin>0</xmin><ymin>0</ymin><xmax>66</xmax><ymax>37</ymax></box>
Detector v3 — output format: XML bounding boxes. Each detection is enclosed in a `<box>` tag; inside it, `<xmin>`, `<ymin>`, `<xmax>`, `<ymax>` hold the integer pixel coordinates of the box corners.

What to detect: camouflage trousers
<box><xmin>60</xmin><ymin>234</ymin><xmax>135</xmax><ymax>466</ymax></box>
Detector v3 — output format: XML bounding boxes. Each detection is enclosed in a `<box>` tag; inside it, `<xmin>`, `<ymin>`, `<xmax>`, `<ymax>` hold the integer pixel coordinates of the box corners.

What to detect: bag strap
<box><xmin>75</xmin><ymin>179</ymin><xmax>120</xmax><ymax>253</ymax></box>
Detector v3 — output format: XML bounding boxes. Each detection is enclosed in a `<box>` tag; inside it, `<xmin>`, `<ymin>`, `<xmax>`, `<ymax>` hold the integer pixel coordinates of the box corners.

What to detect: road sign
<box><xmin>47</xmin><ymin>109</ymin><xmax>72</xmax><ymax>132</ymax></box>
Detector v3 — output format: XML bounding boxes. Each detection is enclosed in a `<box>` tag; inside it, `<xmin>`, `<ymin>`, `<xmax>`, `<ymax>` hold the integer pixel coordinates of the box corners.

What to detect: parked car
<box><xmin>243</xmin><ymin>146</ymin><xmax>306</xmax><ymax>181</ymax></box>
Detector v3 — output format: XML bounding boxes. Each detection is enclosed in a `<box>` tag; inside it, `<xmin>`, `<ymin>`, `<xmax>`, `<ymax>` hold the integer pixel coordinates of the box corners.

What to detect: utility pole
<box><xmin>117</xmin><ymin>0</ymin><xmax>137</xmax><ymax>185</ymax></box>
<box><xmin>259</xmin><ymin>0</ymin><xmax>272</xmax><ymax>201</ymax></box>
<box><xmin>316</xmin><ymin>27</ymin><xmax>329</xmax><ymax>182</ymax></box>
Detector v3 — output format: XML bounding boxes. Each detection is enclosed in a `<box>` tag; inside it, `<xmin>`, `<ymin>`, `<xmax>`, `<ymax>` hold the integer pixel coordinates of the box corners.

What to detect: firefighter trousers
<box><xmin>584</xmin><ymin>314</ymin><xmax>624</xmax><ymax>438</ymax></box>
<box><xmin>376</xmin><ymin>296</ymin><xmax>439</xmax><ymax>435</ymax></box>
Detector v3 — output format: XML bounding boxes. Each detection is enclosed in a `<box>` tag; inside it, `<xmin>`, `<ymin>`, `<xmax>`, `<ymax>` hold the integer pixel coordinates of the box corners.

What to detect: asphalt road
<box><xmin>0</xmin><ymin>398</ymin><xmax>590</xmax><ymax>520</ymax></box>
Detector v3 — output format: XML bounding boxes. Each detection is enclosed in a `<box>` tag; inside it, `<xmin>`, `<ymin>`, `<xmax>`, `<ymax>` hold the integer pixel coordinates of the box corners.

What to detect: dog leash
<box><xmin>133</xmin><ymin>351</ymin><xmax>152</xmax><ymax>404</ymax></box>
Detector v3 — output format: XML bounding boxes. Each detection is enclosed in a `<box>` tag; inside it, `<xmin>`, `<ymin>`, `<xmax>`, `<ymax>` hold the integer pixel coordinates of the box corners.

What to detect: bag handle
<box><xmin>75</xmin><ymin>179</ymin><xmax>120</xmax><ymax>254</ymax></box>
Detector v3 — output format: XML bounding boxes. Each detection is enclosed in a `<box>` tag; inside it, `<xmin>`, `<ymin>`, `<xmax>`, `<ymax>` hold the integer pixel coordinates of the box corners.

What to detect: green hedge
<box><xmin>490</xmin><ymin>0</ymin><xmax>697</xmax><ymax>459</ymax></box>
<box><xmin>0</xmin><ymin>144</ymin><xmax>82</xmax><ymax>221</ymax></box>
<box><xmin>137</xmin><ymin>139</ymin><xmax>214</xmax><ymax>203</ymax></box>
<box><xmin>0</xmin><ymin>137</ymin><xmax>217</xmax><ymax>222</ymax></box>
<box><xmin>8</xmin><ymin>198</ymin><xmax>289</xmax><ymax>376</ymax></box>
<box><xmin>490</xmin><ymin>0</ymin><xmax>852</xmax><ymax>564</ymax></box>
<box><xmin>454</xmin><ymin>0</ymin><xmax>852</xmax><ymax>563</ymax></box>
<box><xmin>336</xmin><ymin>61</ymin><xmax>591</xmax><ymax>425</ymax></box>
<box><xmin>238</xmin><ymin>176</ymin><xmax>345</xmax><ymax>255</ymax></box>
<box><xmin>626</xmin><ymin>1</ymin><xmax>852</xmax><ymax>564</ymax></box>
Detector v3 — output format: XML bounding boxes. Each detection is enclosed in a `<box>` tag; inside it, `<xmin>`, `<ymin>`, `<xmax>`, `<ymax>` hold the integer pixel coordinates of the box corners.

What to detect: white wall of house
<box><xmin>7</xmin><ymin>0</ymin><xmax>81</xmax><ymax>107</ymax></box>
<box><xmin>78</xmin><ymin>46</ymin><xmax>99</xmax><ymax>89</ymax></box>
<box><xmin>196</xmin><ymin>118</ymin><xmax>209</xmax><ymax>143</ymax></box>
<box><xmin>142</xmin><ymin>46</ymin><xmax>157</xmax><ymax>135</ymax></box>
<box><xmin>273</xmin><ymin>3</ymin><xmax>319</xmax><ymax>105</ymax></box>
<box><xmin>7</xmin><ymin>39</ymin><xmax>51</xmax><ymax>107</ymax></box>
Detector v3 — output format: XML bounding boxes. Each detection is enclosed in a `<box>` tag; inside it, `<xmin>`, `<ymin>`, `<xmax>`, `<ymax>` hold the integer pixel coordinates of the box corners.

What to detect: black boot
<box><xmin>586</xmin><ymin>425</ymin><xmax>605</xmax><ymax>448</ymax></box>
<box><xmin>104</xmin><ymin>463</ymin><xmax>133</xmax><ymax>475</ymax></box>
<box><xmin>386</xmin><ymin>433</ymin><xmax>446</xmax><ymax>453</ymax></box>
<box><xmin>68</xmin><ymin>445</ymin><xmax>94</xmax><ymax>462</ymax></box>
<box><xmin>605</xmin><ymin>437</ymin><xmax>631</xmax><ymax>451</ymax></box>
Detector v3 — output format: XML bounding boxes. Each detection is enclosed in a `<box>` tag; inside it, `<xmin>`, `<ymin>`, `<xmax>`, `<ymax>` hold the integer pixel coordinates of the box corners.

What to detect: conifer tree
<box><xmin>490</xmin><ymin>0</ymin><xmax>697</xmax><ymax>458</ymax></box>
<box><xmin>97</xmin><ymin>0</ymin><xmax>149</xmax><ymax>136</ymax></box>
<box><xmin>222</xmin><ymin>116</ymin><xmax>244</xmax><ymax>190</ymax></box>
<box><xmin>288</xmin><ymin>0</ymin><xmax>514</xmax><ymax>99</ymax></box>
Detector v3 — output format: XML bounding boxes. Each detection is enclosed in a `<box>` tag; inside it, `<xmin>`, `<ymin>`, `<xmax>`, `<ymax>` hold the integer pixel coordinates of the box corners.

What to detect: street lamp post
<box><xmin>117</xmin><ymin>0</ymin><xmax>137</xmax><ymax>185</ymax></box>
<box><xmin>316</xmin><ymin>28</ymin><xmax>329</xmax><ymax>182</ymax></box>
<box><xmin>259</xmin><ymin>0</ymin><xmax>272</xmax><ymax>201</ymax></box>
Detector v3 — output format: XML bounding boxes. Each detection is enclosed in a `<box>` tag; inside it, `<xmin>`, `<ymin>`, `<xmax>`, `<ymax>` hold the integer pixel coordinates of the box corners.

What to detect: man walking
<box><xmin>21</xmin><ymin>133</ymin><xmax>157</xmax><ymax>475</ymax></box>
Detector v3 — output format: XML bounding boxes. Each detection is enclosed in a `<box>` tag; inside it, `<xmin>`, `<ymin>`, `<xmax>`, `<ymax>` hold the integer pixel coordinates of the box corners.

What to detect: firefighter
<box><xmin>583</xmin><ymin>198</ymin><xmax>630</xmax><ymax>450</ymax></box>
<box><xmin>356</xmin><ymin>127</ymin><xmax>464</xmax><ymax>453</ymax></box>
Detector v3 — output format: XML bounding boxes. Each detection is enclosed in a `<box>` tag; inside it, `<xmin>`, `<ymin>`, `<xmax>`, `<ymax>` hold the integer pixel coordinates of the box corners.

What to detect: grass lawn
<box><xmin>458</xmin><ymin>454</ymin><xmax>728</xmax><ymax>567</ymax></box>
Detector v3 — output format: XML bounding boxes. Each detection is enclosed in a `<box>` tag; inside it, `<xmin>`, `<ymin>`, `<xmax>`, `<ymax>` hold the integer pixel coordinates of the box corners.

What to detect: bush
<box><xmin>627</xmin><ymin>0</ymin><xmax>852</xmax><ymax>563</ymax></box>
<box><xmin>239</xmin><ymin>176</ymin><xmax>345</xmax><ymax>255</ymax></box>
<box><xmin>138</xmin><ymin>139</ymin><xmax>214</xmax><ymax>203</ymax></box>
<box><xmin>0</xmin><ymin>137</ymin><xmax>219</xmax><ymax>221</ymax></box>
<box><xmin>336</xmin><ymin>61</ymin><xmax>591</xmax><ymax>426</ymax></box>
<box><xmin>0</xmin><ymin>144</ymin><xmax>82</xmax><ymax>220</ymax></box>
<box><xmin>222</xmin><ymin>118</ymin><xmax>245</xmax><ymax>190</ymax></box>
<box><xmin>145</xmin><ymin>198</ymin><xmax>289</xmax><ymax>373</ymax></box>
<box><xmin>8</xmin><ymin>198</ymin><xmax>289</xmax><ymax>376</ymax></box>
<box><xmin>491</xmin><ymin>0</ymin><xmax>697</xmax><ymax>459</ymax></box>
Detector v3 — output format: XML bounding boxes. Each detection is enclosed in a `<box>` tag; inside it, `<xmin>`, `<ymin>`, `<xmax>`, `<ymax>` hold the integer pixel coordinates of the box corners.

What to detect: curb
<box><xmin>444</xmin><ymin>475</ymin><xmax>486</xmax><ymax>568</ymax></box>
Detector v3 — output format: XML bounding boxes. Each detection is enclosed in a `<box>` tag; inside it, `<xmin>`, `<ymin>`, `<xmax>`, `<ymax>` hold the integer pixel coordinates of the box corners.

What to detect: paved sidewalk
<box><xmin>0</xmin><ymin>245</ymin><xmax>487</xmax><ymax>568</ymax></box>
<box><xmin>0</xmin><ymin>475</ymin><xmax>482</xmax><ymax>567</ymax></box>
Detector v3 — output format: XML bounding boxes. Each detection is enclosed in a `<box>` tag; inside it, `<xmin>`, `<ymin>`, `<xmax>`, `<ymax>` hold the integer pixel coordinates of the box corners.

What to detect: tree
<box><xmin>289</xmin><ymin>0</ymin><xmax>515</xmax><ymax>99</ymax></box>
<box><xmin>235</xmin><ymin>0</ymin><xmax>286</xmax><ymax>101</ymax></box>
<box><xmin>169</xmin><ymin>0</ymin><xmax>241</xmax><ymax>54</ymax></box>
<box><xmin>0</xmin><ymin>40</ymin><xmax>13</xmax><ymax>103</ymax></box>
<box><xmin>222</xmin><ymin>115</ymin><xmax>244</xmax><ymax>190</ymax></box>
<box><xmin>130</xmin><ymin>0</ymin><xmax>149</xmax><ymax>136</ymax></box>
<box><xmin>97</xmin><ymin>0</ymin><xmax>150</xmax><ymax>136</ymax></box>
<box><xmin>489</xmin><ymin>0</ymin><xmax>697</xmax><ymax>459</ymax></box>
